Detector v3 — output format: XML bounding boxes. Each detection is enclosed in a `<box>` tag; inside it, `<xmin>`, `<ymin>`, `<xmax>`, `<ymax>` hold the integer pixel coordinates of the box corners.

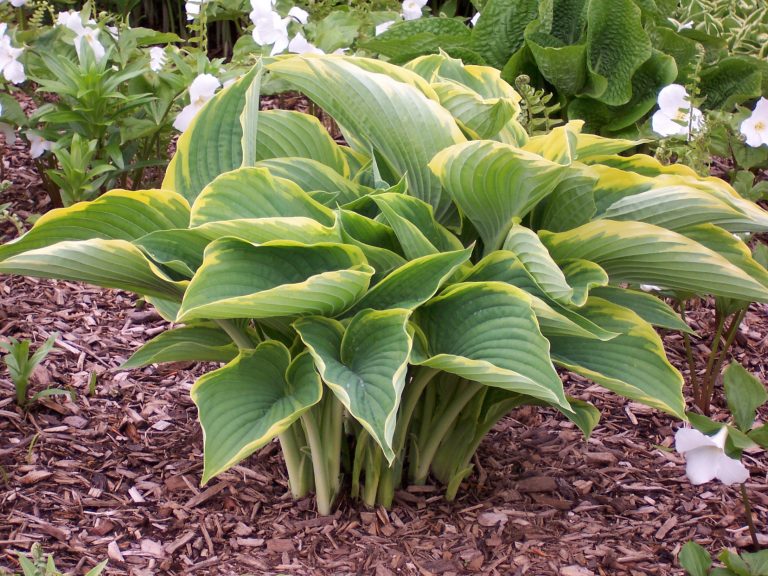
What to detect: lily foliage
<box><xmin>2</xmin><ymin>54</ymin><xmax>768</xmax><ymax>514</ymax></box>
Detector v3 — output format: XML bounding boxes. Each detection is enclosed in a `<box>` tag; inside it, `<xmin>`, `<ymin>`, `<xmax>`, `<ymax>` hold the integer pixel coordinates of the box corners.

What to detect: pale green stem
<box><xmin>412</xmin><ymin>380</ymin><xmax>484</xmax><ymax>485</ymax></box>
<box><xmin>301</xmin><ymin>408</ymin><xmax>335</xmax><ymax>515</ymax></box>
<box><xmin>215</xmin><ymin>319</ymin><xmax>254</xmax><ymax>349</ymax></box>
<box><xmin>279</xmin><ymin>425</ymin><xmax>312</xmax><ymax>498</ymax></box>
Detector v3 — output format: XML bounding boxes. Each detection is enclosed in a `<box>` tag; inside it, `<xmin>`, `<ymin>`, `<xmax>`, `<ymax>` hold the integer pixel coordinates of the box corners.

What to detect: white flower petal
<box><xmin>684</xmin><ymin>446</ymin><xmax>721</xmax><ymax>485</ymax></box>
<box><xmin>470</xmin><ymin>12</ymin><xmax>480</xmax><ymax>26</ymax></box>
<box><xmin>375</xmin><ymin>20</ymin><xmax>395</xmax><ymax>35</ymax></box>
<box><xmin>288</xmin><ymin>32</ymin><xmax>323</xmax><ymax>55</ymax></box>
<box><xmin>713</xmin><ymin>452</ymin><xmax>750</xmax><ymax>485</ymax></box>
<box><xmin>3</xmin><ymin>57</ymin><xmax>25</xmax><ymax>84</ymax></box>
<box><xmin>188</xmin><ymin>73</ymin><xmax>220</xmax><ymax>103</ymax></box>
<box><xmin>657</xmin><ymin>84</ymin><xmax>691</xmax><ymax>114</ymax></box>
<box><xmin>287</xmin><ymin>6</ymin><xmax>309</xmax><ymax>25</ymax></box>
<box><xmin>173</xmin><ymin>102</ymin><xmax>201</xmax><ymax>132</ymax></box>
<box><xmin>652</xmin><ymin>110</ymin><xmax>688</xmax><ymax>137</ymax></box>
<box><xmin>675</xmin><ymin>427</ymin><xmax>721</xmax><ymax>453</ymax></box>
<box><xmin>149</xmin><ymin>46</ymin><xmax>166</xmax><ymax>72</ymax></box>
<box><xmin>0</xmin><ymin>122</ymin><xmax>15</xmax><ymax>145</ymax></box>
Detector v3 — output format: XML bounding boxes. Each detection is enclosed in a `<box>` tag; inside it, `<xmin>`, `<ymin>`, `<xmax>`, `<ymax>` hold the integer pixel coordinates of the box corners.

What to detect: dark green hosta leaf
<box><xmin>581</xmin><ymin>0</ymin><xmax>651</xmax><ymax>106</ymax></box>
<box><xmin>337</xmin><ymin>209</ymin><xmax>407</xmax><ymax>279</ymax></box>
<box><xmin>295</xmin><ymin>309</ymin><xmax>412</xmax><ymax>462</ymax></box>
<box><xmin>525</xmin><ymin>20</ymin><xmax>587</xmax><ymax>96</ymax></box>
<box><xmin>0</xmin><ymin>239</ymin><xmax>186</xmax><ymax>301</ymax></box>
<box><xmin>362</xmin><ymin>18</ymin><xmax>473</xmax><ymax>64</ymax></box>
<box><xmin>178</xmin><ymin>239</ymin><xmax>373</xmax><ymax>322</ymax></box>
<box><xmin>471</xmin><ymin>0</ymin><xmax>539</xmax><ymax>69</ymax></box>
<box><xmin>529</xmin><ymin>167</ymin><xmax>598</xmax><ymax>233</ymax></box>
<box><xmin>549</xmin><ymin>297</ymin><xmax>686</xmax><ymax>418</ymax></box>
<box><xmin>192</xmin><ymin>343</ymin><xmax>322</xmax><ymax>483</ymax></box>
<box><xmin>190</xmin><ymin>167</ymin><xmax>334</xmax><ymax>227</ymax></box>
<box><xmin>349</xmin><ymin>248</ymin><xmax>472</xmax><ymax>313</ymax></box>
<box><xmin>589</xmin><ymin>286</ymin><xmax>693</xmax><ymax>334</ymax></box>
<box><xmin>121</xmin><ymin>323</ymin><xmax>240</xmax><ymax>369</ymax></box>
<box><xmin>430</xmin><ymin>140</ymin><xmax>567</xmax><ymax>253</ymax></box>
<box><xmin>0</xmin><ymin>189</ymin><xmax>190</xmax><ymax>261</ymax></box>
<box><xmin>540</xmin><ymin>220</ymin><xmax>768</xmax><ymax>302</ymax></box>
<box><xmin>723</xmin><ymin>362</ymin><xmax>768</xmax><ymax>432</ymax></box>
<box><xmin>412</xmin><ymin>282</ymin><xmax>570</xmax><ymax>409</ymax></box>
<box><xmin>699</xmin><ymin>56</ymin><xmax>763</xmax><ymax>110</ymax></box>
<box><xmin>267</xmin><ymin>57</ymin><xmax>465</xmax><ymax>224</ymax></box>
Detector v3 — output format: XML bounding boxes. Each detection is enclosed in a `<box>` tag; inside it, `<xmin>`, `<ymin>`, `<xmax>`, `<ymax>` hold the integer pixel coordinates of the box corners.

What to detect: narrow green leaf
<box><xmin>121</xmin><ymin>324</ymin><xmax>240</xmax><ymax>369</ymax></box>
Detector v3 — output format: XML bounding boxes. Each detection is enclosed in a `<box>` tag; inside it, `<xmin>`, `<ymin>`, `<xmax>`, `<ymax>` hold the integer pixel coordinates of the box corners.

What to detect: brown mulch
<box><xmin>1</xmin><ymin>119</ymin><xmax>767</xmax><ymax>576</ymax></box>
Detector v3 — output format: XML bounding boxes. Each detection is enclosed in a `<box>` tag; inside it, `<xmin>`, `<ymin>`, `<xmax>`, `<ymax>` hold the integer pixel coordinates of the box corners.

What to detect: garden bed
<box><xmin>1</xmin><ymin>132</ymin><xmax>767</xmax><ymax>576</ymax></box>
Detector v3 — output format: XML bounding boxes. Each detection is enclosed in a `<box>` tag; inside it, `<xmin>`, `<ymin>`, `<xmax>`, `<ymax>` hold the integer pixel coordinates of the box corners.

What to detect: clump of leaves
<box><xmin>0</xmin><ymin>333</ymin><xmax>72</xmax><ymax>408</ymax></box>
<box><xmin>11</xmin><ymin>543</ymin><xmax>107</xmax><ymax>576</ymax></box>
<box><xmin>680</xmin><ymin>541</ymin><xmax>768</xmax><ymax>576</ymax></box>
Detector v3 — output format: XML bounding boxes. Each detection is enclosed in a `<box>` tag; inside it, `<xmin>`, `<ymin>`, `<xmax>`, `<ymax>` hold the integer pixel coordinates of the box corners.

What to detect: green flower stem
<box><xmin>704</xmin><ymin>308</ymin><xmax>746</xmax><ymax>414</ymax></box>
<box><xmin>700</xmin><ymin>311</ymin><xmax>726</xmax><ymax>413</ymax></box>
<box><xmin>741</xmin><ymin>483</ymin><xmax>760</xmax><ymax>550</ymax></box>
<box><xmin>412</xmin><ymin>380</ymin><xmax>484</xmax><ymax>485</ymax></box>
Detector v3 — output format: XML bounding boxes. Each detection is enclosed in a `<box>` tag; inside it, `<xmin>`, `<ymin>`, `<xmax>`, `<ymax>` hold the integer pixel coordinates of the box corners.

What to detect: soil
<box><xmin>1</xmin><ymin>109</ymin><xmax>767</xmax><ymax>576</ymax></box>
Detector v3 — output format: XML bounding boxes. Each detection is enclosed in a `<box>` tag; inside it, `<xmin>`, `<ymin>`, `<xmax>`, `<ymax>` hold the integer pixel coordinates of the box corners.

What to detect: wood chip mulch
<box><xmin>1</xmin><ymin>111</ymin><xmax>767</xmax><ymax>576</ymax></box>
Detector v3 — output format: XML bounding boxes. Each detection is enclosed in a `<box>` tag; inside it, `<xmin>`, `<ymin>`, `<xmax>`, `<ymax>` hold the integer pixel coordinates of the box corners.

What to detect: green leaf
<box><xmin>268</xmin><ymin>56</ymin><xmax>466</xmax><ymax>223</ymax></box>
<box><xmin>178</xmin><ymin>239</ymin><xmax>373</xmax><ymax>322</ymax></box>
<box><xmin>350</xmin><ymin>248</ymin><xmax>471</xmax><ymax>313</ymax></box>
<box><xmin>742</xmin><ymin>550</ymin><xmax>768</xmax><ymax>575</ymax></box>
<box><xmin>121</xmin><ymin>324</ymin><xmax>240</xmax><ymax>369</ymax></box>
<box><xmin>471</xmin><ymin>0</ymin><xmax>539</xmax><ymax>68</ymax></box>
<box><xmin>192</xmin><ymin>343</ymin><xmax>322</xmax><ymax>483</ymax></box>
<box><xmin>0</xmin><ymin>189</ymin><xmax>190</xmax><ymax>261</ymax></box>
<box><xmin>525</xmin><ymin>20</ymin><xmax>588</xmax><ymax>96</ymax></box>
<box><xmin>722</xmin><ymin>362</ymin><xmax>768</xmax><ymax>432</ymax></box>
<box><xmin>432</xmin><ymin>80</ymin><xmax>518</xmax><ymax>139</ymax></box>
<box><xmin>255</xmin><ymin>157</ymin><xmax>370</xmax><ymax>204</ymax></box>
<box><xmin>749</xmin><ymin>424</ymin><xmax>768</xmax><ymax>449</ymax></box>
<box><xmin>590</xmin><ymin>286</ymin><xmax>693</xmax><ymax>333</ymax></box>
<box><xmin>190</xmin><ymin>167</ymin><xmax>334</xmax><ymax>227</ymax></box>
<box><xmin>337</xmin><ymin>209</ymin><xmax>407</xmax><ymax>278</ymax></box>
<box><xmin>0</xmin><ymin>239</ymin><xmax>186</xmax><ymax>300</ymax></box>
<box><xmin>564</xmin><ymin>396</ymin><xmax>600</xmax><ymax>437</ymax></box>
<box><xmin>529</xmin><ymin>167</ymin><xmax>598</xmax><ymax>233</ymax></box>
<box><xmin>503</xmin><ymin>224</ymin><xmax>573</xmax><ymax>304</ymax></box>
<box><xmin>699</xmin><ymin>56</ymin><xmax>763</xmax><ymax>110</ymax></box>
<box><xmin>254</xmin><ymin>110</ymin><xmax>349</xmax><ymax>176</ymax></box>
<box><xmin>163</xmin><ymin>66</ymin><xmax>260</xmax><ymax>202</ymax></box>
<box><xmin>582</xmin><ymin>0</ymin><xmax>651</xmax><ymax>106</ymax></box>
<box><xmin>560</xmin><ymin>259</ymin><xmax>608</xmax><ymax>306</ymax></box>
<box><xmin>412</xmin><ymin>282</ymin><xmax>570</xmax><ymax>409</ymax></box>
<box><xmin>540</xmin><ymin>220</ymin><xmax>768</xmax><ymax>302</ymax></box>
<box><xmin>679</xmin><ymin>541</ymin><xmax>713</xmax><ymax>576</ymax></box>
<box><xmin>295</xmin><ymin>309</ymin><xmax>412</xmax><ymax>462</ymax></box>
<box><xmin>361</xmin><ymin>18</ymin><xmax>473</xmax><ymax>64</ymax></box>
<box><xmin>430</xmin><ymin>140</ymin><xmax>567</xmax><ymax>253</ymax></box>
<box><xmin>549</xmin><ymin>297</ymin><xmax>686</xmax><ymax>418</ymax></box>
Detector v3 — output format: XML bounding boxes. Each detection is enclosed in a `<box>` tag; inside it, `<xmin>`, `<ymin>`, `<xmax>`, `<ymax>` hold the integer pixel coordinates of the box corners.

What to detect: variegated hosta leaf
<box><xmin>255</xmin><ymin>157</ymin><xmax>371</xmax><ymax>204</ymax></box>
<box><xmin>540</xmin><ymin>220</ymin><xmax>768</xmax><ymax>302</ymax></box>
<box><xmin>0</xmin><ymin>189</ymin><xmax>190</xmax><ymax>260</ymax></box>
<box><xmin>267</xmin><ymin>56</ymin><xmax>466</xmax><ymax>223</ymax></box>
<box><xmin>503</xmin><ymin>224</ymin><xmax>573</xmax><ymax>304</ymax></box>
<box><xmin>136</xmin><ymin>217</ymin><xmax>341</xmax><ymax>277</ymax></box>
<box><xmin>192</xmin><ymin>343</ymin><xmax>322</xmax><ymax>483</ymax></box>
<box><xmin>432</xmin><ymin>80</ymin><xmax>518</xmax><ymax>140</ymax></box>
<box><xmin>412</xmin><ymin>282</ymin><xmax>570</xmax><ymax>409</ymax></box>
<box><xmin>295</xmin><ymin>309</ymin><xmax>412</xmax><ymax>462</ymax></box>
<box><xmin>349</xmin><ymin>248</ymin><xmax>472</xmax><ymax>313</ymax></box>
<box><xmin>529</xmin><ymin>166</ymin><xmax>598</xmax><ymax>233</ymax></box>
<box><xmin>163</xmin><ymin>66</ymin><xmax>260</xmax><ymax>202</ymax></box>
<box><xmin>589</xmin><ymin>286</ymin><xmax>693</xmax><ymax>334</ymax></box>
<box><xmin>190</xmin><ymin>167</ymin><xmax>334</xmax><ymax>227</ymax></box>
<box><xmin>531</xmin><ymin>297</ymin><xmax>617</xmax><ymax>340</ymax></box>
<box><xmin>548</xmin><ymin>297</ymin><xmax>686</xmax><ymax>418</ymax></box>
<box><xmin>121</xmin><ymin>323</ymin><xmax>240</xmax><ymax>369</ymax></box>
<box><xmin>599</xmin><ymin>186</ymin><xmax>757</xmax><ymax>232</ymax></box>
<box><xmin>0</xmin><ymin>239</ymin><xmax>186</xmax><ymax>300</ymax></box>
<box><xmin>560</xmin><ymin>259</ymin><xmax>609</xmax><ymax>307</ymax></box>
<box><xmin>177</xmin><ymin>239</ymin><xmax>373</xmax><ymax>322</ymax></box>
<box><xmin>429</xmin><ymin>140</ymin><xmax>568</xmax><ymax>253</ymax></box>
<box><xmin>254</xmin><ymin>110</ymin><xmax>349</xmax><ymax>176</ymax></box>
<box><xmin>371</xmin><ymin>193</ymin><xmax>464</xmax><ymax>260</ymax></box>
<box><xmin>337</xmin><ymin>209</ymin><xmax>407</xmax><ymax>279</ymax></box>
<box><xmin>573</xmin><ymin>133</ymin><xmax>645</xmax><ymax>160</ymax></box>
<box><xmin>522</xmin><ymin>121</ymin><xmax>582</xmax><ymax>165</ymax></box>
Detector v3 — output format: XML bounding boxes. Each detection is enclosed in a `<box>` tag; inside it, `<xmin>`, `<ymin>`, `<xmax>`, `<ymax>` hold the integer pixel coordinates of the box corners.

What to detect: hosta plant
<box><xmin>2</xmin><ymin>53</ymin><xmax>768</xmax><ymax>514</ymax></box>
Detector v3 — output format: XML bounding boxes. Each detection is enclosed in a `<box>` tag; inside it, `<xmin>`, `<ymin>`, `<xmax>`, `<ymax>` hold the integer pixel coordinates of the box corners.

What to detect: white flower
<box><xmin>652</xmin><ymin>84</ymin><xmax>704</xmax><ymax>138</ymax></box>
<box><xmin>173</xmin><ymin>73</ymin><xmax>220</xmax><ymax>132</ymax></box>
<box><xmin>149</xmin><ymin>46</ymin><xmax>166</xmax><ymax>72</ymax></box>
<box><xmin>56</xmin><ymin>10</ymin><xmax>95</xmax><ymax>35</ymax></box>
<box><xmin>74</xmin><ymin>27</ymin><xmax>106</xmax><ymax>62</ymax></box>
<box><xmin>470</xmin><ymin>12</ymin><xmax>480</xmax><ymax>26</ymax></box>
<box><xmin>402</xmin><ymin>0</ymin><xmax>428</xmax><ymax>20</ymax></box>
<box><xmin>287</xmin><ymin>6</ymin><xmax>309</xmax><ymax>25</ymax></box>
<box><xmin>640</xmin><ymin>284</ymin><xmax>662</xmax><ymax>292</ymax></box>
<box><xmin>288</xmin><ymin>32</ymin><xmax>323</xmax><ymax>55</ymax></box>
<box><xmin>2</xmin><ymin>0</ymin><xmax>29</xmax><ymax>6</ymax></box>
<box><xmin>250</xmin><ymin>0</ymin><xmax>276</xmax><ymax>19</ymax></box>
<box><xmin>667</xmin><ymin>18</ymin><xmax>693</xmax><ymax>32</ymax></box>
<box><xmin>185</xmin><ymin>0</ymin><xmax>208</xmax><ymax>20</ymax></box>
<box><xmin>0</xmin><ymin>24</ymin><xmax>25</xmax><ymax>84</ymax></box>
<box><xmin>675</xmin><ymin>426</ymin><xmax>750</xmax><ymax>486</ymax></box>
<box><xmin>740</xmin><ymin>97</ymin><xmax>768</xmax><ymax>148</ymax></box>
<box><xmin>25</xmin><ymin>131</ymin><xmax>52</xmax><ymax>159</ymax></box>
<box><xmin>251</xmin><ymin>11</ymin><xmax>289</xmax><ymax>55</ymax></box>
<box><xmin>375</xmin><ymin>20</ymin><xmax>395</xmax><ymax>35</ymax></box>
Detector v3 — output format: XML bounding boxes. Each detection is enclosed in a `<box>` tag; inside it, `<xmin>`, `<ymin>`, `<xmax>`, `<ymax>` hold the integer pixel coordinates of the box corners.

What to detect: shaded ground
<box><xmin>1</xmin><ymin>111</ymin><xmax>767</xmax><ymax>576</ymax></box>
